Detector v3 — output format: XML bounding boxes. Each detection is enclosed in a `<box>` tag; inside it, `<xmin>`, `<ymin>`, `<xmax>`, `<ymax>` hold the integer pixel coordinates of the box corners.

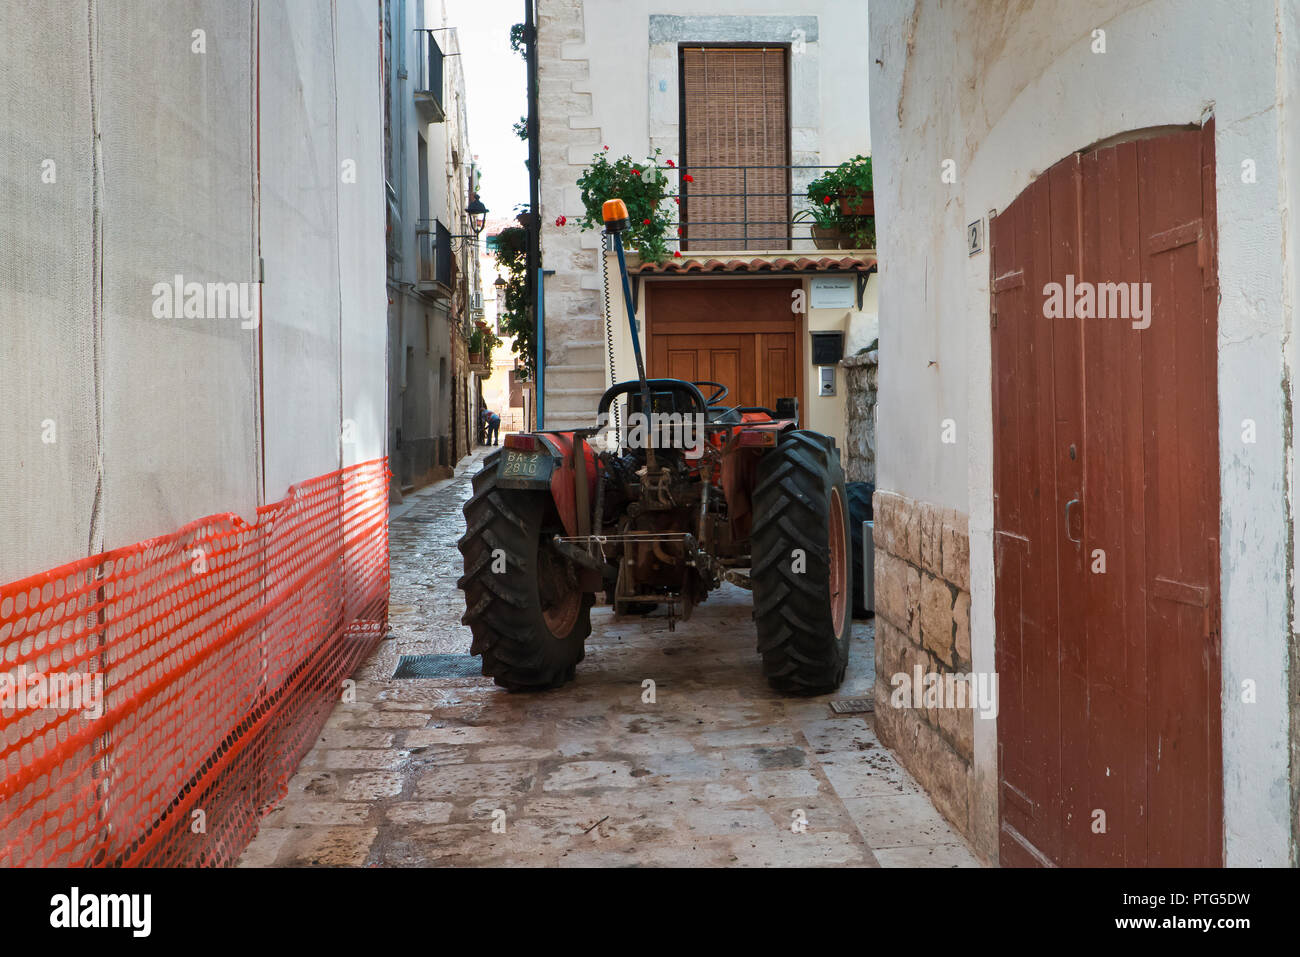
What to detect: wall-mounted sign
<box><xmin>968</xmin><ymin>218</ymin><xmax>983</xmax><ymax>256</ymax></box>
<box><xmin>809</xmin><ymin>275</ymin><xmax>856</xmax><ymax>309</ymax></box>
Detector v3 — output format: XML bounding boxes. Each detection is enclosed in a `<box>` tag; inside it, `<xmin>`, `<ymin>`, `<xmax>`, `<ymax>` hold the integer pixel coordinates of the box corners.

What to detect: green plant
<box><xmin>469</xmin><ymin>324</ymin><xmax>502</xmax><ymax>366</ymax></box>
<box><xmin>494</xmin><ymin>225</ymin><xmax>535</xmax><ymax>380</ymax></box>
<box><xmin>792</xmin><ymin>204</ymin><xmax>840</xmax><ymax>231</ymax></box>
<box><xmin>574</xmin><ymin>147</ymin><xmax>678</xmax><ymax>264</ymax></box>
<box><xmin>799</xmin><ymin>155</ymin><xmax>875</xmax><ymax>249</ymax></box>
<box><xmin>806</xmin><ymin>154</ymin><xmax>873</xmax><ymax>202</ymax></box>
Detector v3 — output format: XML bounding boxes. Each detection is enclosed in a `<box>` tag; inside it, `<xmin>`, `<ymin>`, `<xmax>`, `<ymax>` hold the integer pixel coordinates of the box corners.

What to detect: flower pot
<box><xmin>811</xmin><ymin>225</ymin><xmax>849</xmax><ymax>250</ymax></box>
<box><xmin>838</xmin><ymin>190</ymin><xmax>875</xmax><ymax>216</ymax></box>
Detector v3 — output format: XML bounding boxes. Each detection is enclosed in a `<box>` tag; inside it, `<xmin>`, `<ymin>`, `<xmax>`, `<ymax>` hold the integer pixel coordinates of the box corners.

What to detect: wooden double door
<box><xmin>646</xmin><ymin>278</ymin><xmax>801</xmax><ymax>410</ymax></box>
<box><xmin>991</xmin><ymin>123</ymin><xmax>1222</xmax><ymax>866</ymax></box>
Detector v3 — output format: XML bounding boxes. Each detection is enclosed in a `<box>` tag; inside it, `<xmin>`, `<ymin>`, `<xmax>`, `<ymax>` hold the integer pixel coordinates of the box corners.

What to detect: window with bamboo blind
<box><xmin>680</xmin><ymin>47</ymin><xmax>789</xmax><ymax>251</ymax></box>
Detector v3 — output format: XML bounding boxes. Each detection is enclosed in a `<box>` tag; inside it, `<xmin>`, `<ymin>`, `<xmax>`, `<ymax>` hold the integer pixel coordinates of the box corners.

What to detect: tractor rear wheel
<box><xmin>457</xmin><ymin>451</ymin><xmax>593</xmax><ymax>691</ymax></box>
<box><xmin>751</xmin><ymin>430</ymin><xmax>853</xmax><ymax>694</ymax></box>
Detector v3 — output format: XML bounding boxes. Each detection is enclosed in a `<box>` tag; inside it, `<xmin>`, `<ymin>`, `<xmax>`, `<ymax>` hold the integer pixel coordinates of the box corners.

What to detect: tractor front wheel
<box><xmin>457</xmin><ymin>451</ymin><xmax>593</xmax><ymax>691</ymax></box>
<box><xmin>750</xmin><ymin>430</ymin><xmax>853</xmax><ymax>694</ymax></box>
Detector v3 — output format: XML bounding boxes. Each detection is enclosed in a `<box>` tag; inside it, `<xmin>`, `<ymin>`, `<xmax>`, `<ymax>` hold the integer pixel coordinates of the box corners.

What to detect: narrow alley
<box><xmin>238</xmin><ymin>451</ymin><xmax>977</xmax><ymax>868</ymax></box>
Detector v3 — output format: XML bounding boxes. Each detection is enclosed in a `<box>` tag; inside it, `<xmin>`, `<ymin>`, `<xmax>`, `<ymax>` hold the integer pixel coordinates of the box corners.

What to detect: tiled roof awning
<box><xmin>635</xmin><ymin>255</ymin><xmax>877</xmax><ymax>275</ymax></box>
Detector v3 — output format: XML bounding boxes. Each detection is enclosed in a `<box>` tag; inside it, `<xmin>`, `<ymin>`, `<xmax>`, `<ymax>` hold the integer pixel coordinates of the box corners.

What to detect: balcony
<box><xmin>415</xmin><ymin>219</ymin><xmax>451</xmax><ymax>294</ymax></box>
<box><xmin>673</xmin><ymin>164</ymin><xmax>875</xmax><ymax>253</ymax></box>
<box><xmin>414</xmin><ymin>30</ymin><xmax>445</xmax><ymax>123</ymax></box>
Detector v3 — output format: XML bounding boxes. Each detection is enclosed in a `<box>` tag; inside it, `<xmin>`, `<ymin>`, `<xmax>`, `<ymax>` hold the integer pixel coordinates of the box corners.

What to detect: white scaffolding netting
<box><xmin>97</xmin><ymin>0</ymin><xmax>260</xmax><ymax>546</ymax></box>
<box><xmin>1</xmin><ymin>0</ymin><xmax>387</xmax><ymax>579</ymax></box>
<box><xmin>0</xmin><ymin>2</ymin><xmax>100</xmax><ymax>583</ymax></box>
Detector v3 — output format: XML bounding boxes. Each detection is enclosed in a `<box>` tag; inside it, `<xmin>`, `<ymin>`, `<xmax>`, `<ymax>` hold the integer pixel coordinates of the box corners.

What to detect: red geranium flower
<box><xmin>676</xmin><ymin>228</ymin><xmax>682</xmax><ymax>235</ymax></box>
<box><xmin>683</xmin><ymin>174</ymin><xmax>694</xmax><ymax>183</ymax></box>
<box><xmin>665</xmin><ymin>159</ymin><xmax>676</xmax><ymax>168</ymax></box>
<box><xmin>554</xmin><ymin>215</ymin><xmax>566</xmax><ymax>227</ymax></box>
<box><xmin>673</xmin><ymin>251</ymin><xmax>682</xmax><ymax>258</ymax></box>
<box><xmin>642</xmin><ymin>218</ymin><xmax>651</xmax><ymax>225</ymax></box>
<box><xmin>603</xmin><ymin>145</ymin><xmax>609</xmax><ymax>150</ymax></box>
<box><xmin>632</xmin><ymin>168</ymin><xmax>640</xmax><ymax>175</ymax></box>
<box><xmin>673</xmin><ymin>197</ymin><xmax>679</xmax><ymax>205</ymax></box>
<box><xmin>823</xmin><ymin>195</ymin><xmax>832</xmax><ymax>204</ymax></box>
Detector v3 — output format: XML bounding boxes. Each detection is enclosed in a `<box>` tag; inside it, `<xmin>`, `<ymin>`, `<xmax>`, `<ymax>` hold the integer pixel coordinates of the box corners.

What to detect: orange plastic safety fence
<box><xmin>0</xmin><ymin>458</ymin><xmax>390</xmax><ymax>867</ymax></box>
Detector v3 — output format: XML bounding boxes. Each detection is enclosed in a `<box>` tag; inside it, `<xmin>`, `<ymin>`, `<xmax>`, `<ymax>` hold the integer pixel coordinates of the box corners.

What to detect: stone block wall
<box><xmin>871</xmin><ymin>489</ymin><xmax>986</xmax><ymax>856</ymax></box>
<box><xmin>841</xmin><ymin>348</ymin><xmax>877</xmax><ymax>484</ymax></box>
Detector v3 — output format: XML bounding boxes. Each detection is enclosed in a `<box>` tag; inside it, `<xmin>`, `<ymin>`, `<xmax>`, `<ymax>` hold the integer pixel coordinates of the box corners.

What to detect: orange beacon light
<box><xmin>602</xmin><ymin>198</ymin><xmax>629</xmax><ymax>233</ymax></box>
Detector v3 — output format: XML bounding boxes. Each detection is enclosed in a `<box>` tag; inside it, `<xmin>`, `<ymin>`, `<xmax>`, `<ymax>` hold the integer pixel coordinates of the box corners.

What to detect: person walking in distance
<box><xmin>487</xmin><ymin>409</ymin><xmax>501</xmax><ymax>445</ymax></box>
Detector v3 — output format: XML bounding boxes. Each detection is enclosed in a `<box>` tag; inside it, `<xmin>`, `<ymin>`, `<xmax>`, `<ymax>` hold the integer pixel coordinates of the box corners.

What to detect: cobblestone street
<box><xmin>239</xmin><ymin>449</ymin><xmax>980</xmax><ymax>867</ymax></box>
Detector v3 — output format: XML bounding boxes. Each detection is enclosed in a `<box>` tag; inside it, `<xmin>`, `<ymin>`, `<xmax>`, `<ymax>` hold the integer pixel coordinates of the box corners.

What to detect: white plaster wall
<box><xmin>1283</xmin><ymin>0</ymin><xmax>1300</xmax><ymax>863</ymax></box>
<box><xmin>870</xmin><ymin>0</ymin><xmax>1295</xmax><ymax>864</ymax></box>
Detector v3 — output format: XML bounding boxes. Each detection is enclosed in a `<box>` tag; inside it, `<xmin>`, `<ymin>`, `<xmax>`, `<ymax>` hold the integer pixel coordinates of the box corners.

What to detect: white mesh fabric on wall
<box><xmin>0</xmin><ymin>2</ymin><xmax>100</xmax><ymax>582</ymax></box>
<box><xmin>336</xmin><ymin>0</ymin><xmax>388</xmax><ymax>468</ymax></box>
<box><xmin>97</xmin><ymin>0</ymin><xmax>260</xmax><ymax>546</ymax></box>
<box><xmin>259</xmin><ymin>0</ymin><xmax>344</xmax><ymax>499</ymax></box>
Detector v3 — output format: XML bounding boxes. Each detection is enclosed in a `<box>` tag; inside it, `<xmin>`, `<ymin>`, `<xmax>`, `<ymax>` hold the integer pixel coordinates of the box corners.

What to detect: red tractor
<box><xmin>457</xmin><ymin>199</ymin><xmax>852</xmax><ymax>694</ymax></box>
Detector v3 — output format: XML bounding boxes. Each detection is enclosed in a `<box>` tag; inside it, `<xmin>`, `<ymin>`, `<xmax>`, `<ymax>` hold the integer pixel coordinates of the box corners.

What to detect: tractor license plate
<box><xmin>498</xmin><ymin>449</ymin><xmax>555</xmax><ymax>488</ymax></box>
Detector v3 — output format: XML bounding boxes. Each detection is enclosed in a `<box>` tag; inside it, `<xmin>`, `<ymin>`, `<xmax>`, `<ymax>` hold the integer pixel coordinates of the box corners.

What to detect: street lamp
<box><xmin>450</xmin><ymin>195</ymin><xmax>489</xmax><ymax>251</ymax></box>
<box><xmin>467</xmin><ymin>196</ymin><xmax>488</xmax><ymax>235</ymax></box>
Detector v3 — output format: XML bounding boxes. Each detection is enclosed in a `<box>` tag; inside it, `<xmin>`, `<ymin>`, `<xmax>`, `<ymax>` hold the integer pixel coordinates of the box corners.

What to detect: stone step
<box><xmin>545</xmin><ymin>388</ymin><xmax>606</xmax><ymax>414</ymax></box>
<box><xmin>545</xmin><ymin>364</ymin><xmax>607</xmax><ymax>392</ymax></box>
<box><xmin>548</xmin><ymin>363</ymin><xmax>605</xmax><ymax>374</ymax></box>
<box><xmin>541</xmin><ymin>411</ymin><xmax>601</xmax><ymax>430</ymax></box>
<box><xmin>545</xmin><ymin>385</ymin><xmax>606</xmax><ymax>397</ymax></box>
<box><xmin>546</xmin><ymin>352</ymin><xmax>604</xmax><ymax>372</ymax></box>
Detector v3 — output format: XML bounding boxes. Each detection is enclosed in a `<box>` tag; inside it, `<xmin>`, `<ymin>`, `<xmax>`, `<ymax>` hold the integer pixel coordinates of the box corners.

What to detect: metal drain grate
<box><xmin>393</xmin><ymin>654</ymin><xmax>483</xmax><ymax>679</ymax></box>
<box><xmin>829</xmin><ymin>697</ymin><xmax>874</xmax><ymax>714</ymax></box>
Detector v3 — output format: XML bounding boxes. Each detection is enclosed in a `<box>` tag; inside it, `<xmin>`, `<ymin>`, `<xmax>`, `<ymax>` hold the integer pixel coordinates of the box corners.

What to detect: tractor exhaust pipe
<box><xmin>602</xmin><ymin>199</ymin><xmax>656</xmax><ymax>470</ymax></box>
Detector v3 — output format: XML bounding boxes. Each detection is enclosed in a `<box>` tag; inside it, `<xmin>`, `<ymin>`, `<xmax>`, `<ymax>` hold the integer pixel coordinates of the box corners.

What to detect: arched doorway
<box><xmin>991</xmin><ymin>120</ymin><xmax>1222</xmax><ymax>866</ymax></box>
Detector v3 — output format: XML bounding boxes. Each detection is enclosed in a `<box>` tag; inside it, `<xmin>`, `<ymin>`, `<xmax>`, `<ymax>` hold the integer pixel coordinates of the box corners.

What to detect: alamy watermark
<box><xmin>889</xmin><ymin>666</ymin><xmax>998</xmax><ymax>719</ymax></box>
<box><xmin>595</xmin><ymin>411</ymin><xmax>706</xmax><ymax>457</ymax></box>
<box><xmin>0</xmin><ymin>666</ymin><xmax>104</xmax><ymax>720</ymax></box>
<box><xmin>1042</xmin><ymin>274</ymin><xmax>1151</xmax><ymax>329</ymax></box>
<box><xmin>151</xmin><ymin>274</ymin><xmax>259</xmax><ymax>328</ymax></box>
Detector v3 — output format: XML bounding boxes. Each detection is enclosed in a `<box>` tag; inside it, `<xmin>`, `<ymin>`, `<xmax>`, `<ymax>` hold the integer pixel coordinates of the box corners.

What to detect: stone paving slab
<box><xmin>239</xmin><ymin>447</ymin><xmax>981</xmax><ymax>868</ymax></box>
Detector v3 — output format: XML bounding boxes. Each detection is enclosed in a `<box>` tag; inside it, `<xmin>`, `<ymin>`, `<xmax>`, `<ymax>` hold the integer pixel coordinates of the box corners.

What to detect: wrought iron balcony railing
<box><xmin>413</xmin><ymin>29</ymin><xmax>445</xmax><ymax>123</ymax></box>
<box><xmin>670</xmin><ymin>164</ymin><xmax>874</xmax><ymax>252</ymax></box>
<box><xmin>415</xmin><ymin>219</ymin><xmax>451</xmax><ymax>290</ymax></box>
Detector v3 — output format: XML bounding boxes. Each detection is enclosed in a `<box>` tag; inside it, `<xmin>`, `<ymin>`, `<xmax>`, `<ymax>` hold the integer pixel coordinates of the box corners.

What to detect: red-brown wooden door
<box><xmin>647</xmin><ymin>279</ymin><xmax>802</xmax><ymax>410</ymax></box>
<box><xmin>991</xmin><ymin>122</ymin><xmax>1221</xmax><ymax>867</ymax></box>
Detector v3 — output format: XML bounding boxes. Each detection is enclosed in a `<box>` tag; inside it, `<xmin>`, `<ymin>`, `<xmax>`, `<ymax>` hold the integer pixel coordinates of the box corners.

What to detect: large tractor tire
<box><xmin>457</xmin><ymin>451</ymin><xmax>593</xmax><ymax>691</ymax></box>
<box><xmin>750</xmin><ymin>430</ymin><xmax>853</xmax><ymax>694</ymax></box>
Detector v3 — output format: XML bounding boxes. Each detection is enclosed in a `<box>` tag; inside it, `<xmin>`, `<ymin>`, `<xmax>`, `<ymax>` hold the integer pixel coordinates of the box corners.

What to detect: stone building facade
<box><xmin>536</xmin><ymin>0</ymin><xmax>877</xmax><ymax>437</ymax></box>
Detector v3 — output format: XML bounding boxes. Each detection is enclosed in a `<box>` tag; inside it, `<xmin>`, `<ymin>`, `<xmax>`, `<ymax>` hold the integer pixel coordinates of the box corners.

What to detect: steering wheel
<box><xmin>692</xmin><ymin>380</ymin><xmax>730</xmax><ymax>406</ymax></box>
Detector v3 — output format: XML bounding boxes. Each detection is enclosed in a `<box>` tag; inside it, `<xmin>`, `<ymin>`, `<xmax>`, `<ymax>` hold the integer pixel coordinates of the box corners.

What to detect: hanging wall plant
<box><xmin>574</xmin><ymin>147</ymin><xmax>677</xmax><ymax>264</ymax></box>
<box><xmin>494</xmin><ymin>225</ymin><xmax>534</xmax><ymax>380</ymax></box>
